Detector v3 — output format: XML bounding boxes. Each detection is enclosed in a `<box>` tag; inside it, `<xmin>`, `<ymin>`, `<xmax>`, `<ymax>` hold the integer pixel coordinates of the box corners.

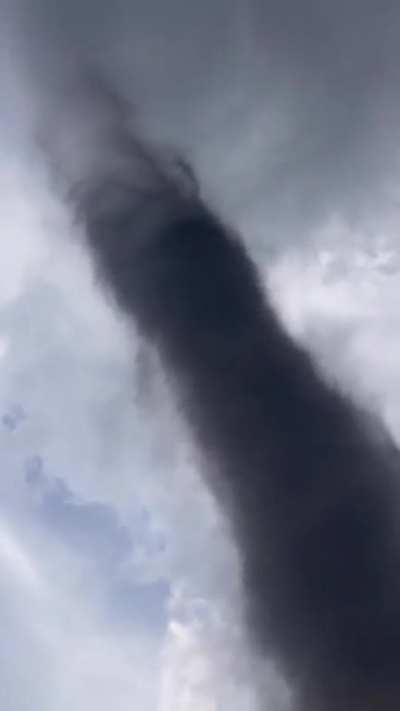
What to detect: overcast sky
<box><xmin>2</xmin><ymin>1</ymin><xmax>400</xmax><ymax>710</ymax></box>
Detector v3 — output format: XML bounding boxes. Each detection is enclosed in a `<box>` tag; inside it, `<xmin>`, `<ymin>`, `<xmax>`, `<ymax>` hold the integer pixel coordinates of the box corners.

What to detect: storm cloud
<box><xmin>36</xmin><ymin>77</ymin><xmax>400</xmax><ymax>711</ymax></box>
<box><xmin>15</xmin><ymin>0</ymin><xmax>400</xmax><ymax>248</ymax></box>
<box><xmin>8</xmin><ymin>2</ymin><xmax>400</xmax><ymax>709</ymax></box>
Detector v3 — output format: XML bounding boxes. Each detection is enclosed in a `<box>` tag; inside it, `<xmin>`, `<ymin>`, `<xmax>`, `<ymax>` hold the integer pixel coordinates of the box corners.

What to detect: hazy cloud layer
<box><xmin>13</xmin><ymin>0</ymin><xmax>400</xmax><ymax>247</ymax></box>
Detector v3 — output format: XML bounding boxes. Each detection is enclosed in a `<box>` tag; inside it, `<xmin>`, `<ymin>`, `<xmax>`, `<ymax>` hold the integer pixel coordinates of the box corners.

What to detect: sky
<box><xmin>2</xmin><ymin>1</ymin><xmax>400</xmax><ymax>710</ymax></box>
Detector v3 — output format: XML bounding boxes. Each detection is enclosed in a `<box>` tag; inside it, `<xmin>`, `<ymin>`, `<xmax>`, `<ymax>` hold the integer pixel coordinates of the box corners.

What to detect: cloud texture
<box><xmin>43</xmin><ymin>79</ymin><xmax>400</xmax><ymax>710</ymax></box>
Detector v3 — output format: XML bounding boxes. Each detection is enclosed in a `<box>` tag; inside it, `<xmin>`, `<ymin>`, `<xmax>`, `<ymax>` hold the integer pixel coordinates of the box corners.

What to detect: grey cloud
<box><xmin>5</xmin><ymin>3</ymin><xmax>400</xmax><ymax>709</ymax></box>
<box><xmin>52</xmin><ymin>77</ymin><xmax>400</xmax><ymax>710</ymax></box>
<box><xmin>0</xmin><ymin>131</ymin><xmax>266</xmax><ymax>708</ymax></box>
<box><xmin>11</xmin><ymin>0</ymin><xmax>400</xmax><ymax>245</ymax></box>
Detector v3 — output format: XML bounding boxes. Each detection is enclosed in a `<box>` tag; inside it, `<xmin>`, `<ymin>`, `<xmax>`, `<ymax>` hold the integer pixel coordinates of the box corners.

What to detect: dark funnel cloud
<box><xmin>46</xmin><ymin>79</ymin><xmax>400</xmax><ymax>711</ymax></box>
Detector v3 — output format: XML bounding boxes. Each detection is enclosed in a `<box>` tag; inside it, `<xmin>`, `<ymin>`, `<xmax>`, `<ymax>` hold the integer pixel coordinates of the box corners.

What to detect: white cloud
<box><xmin>268</xmin><ymin>231</ymin><xmax>400</xmax><ymax>441</ymax></box>
<box><xmin>0</xmin><ymin>518</ymin><xmax>44</xmax><ymax>591</ymax></box>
